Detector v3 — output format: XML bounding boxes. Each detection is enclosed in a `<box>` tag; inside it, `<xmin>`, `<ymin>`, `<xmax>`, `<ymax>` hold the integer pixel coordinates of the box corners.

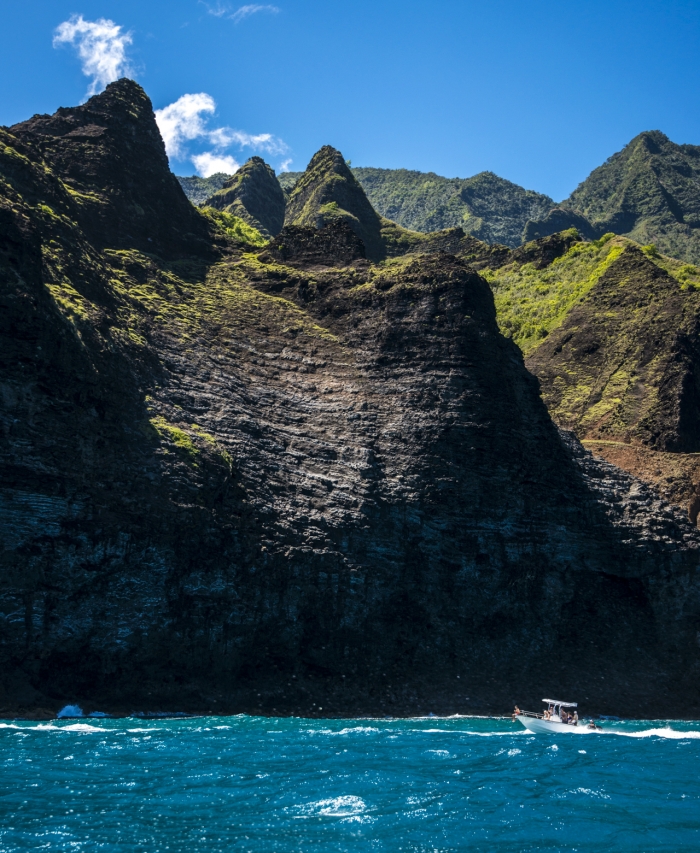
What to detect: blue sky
<box><xmin>2</xmin><ymin>0</ymin><xmax>699</xmax><ymax>199</ymax></box>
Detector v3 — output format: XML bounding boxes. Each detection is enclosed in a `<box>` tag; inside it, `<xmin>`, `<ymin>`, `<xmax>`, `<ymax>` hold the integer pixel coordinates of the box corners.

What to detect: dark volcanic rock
<box><xmin>522</xmin><ymin>207</ymin><xmax>599</xmax><ymax>243</ymax></box>
<box><xmin>526</xmin><ymin>245</ymin><xmax>700</xmax><ymax>452</ymax></box>
<box><xmin>9</xmin><ymin>78</ymin><xmax>214</xmax><ymax>258</ymax></box>
<box><xmin>285</xmin><ymin>146</ymin><xmax>385</xmax><ymax>261</ymax></box>
<box><xmin>204</xmin><ymin>156</ymin><xmax>286</xmax><ymax>239</ymax></box>
<box><xmin>1</xmin><ymin>84</ymin><xmax>700</xmax><ymax>718</ymax></box>
<box><xmin>262</xmin><ymin>221</ymin><xmax>366</xmax><ymax>266</ymax></box>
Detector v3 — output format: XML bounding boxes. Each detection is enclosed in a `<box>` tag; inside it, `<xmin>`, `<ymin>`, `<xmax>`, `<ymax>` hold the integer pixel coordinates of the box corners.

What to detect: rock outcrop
<box><xmin>2</xmin><ymin>82</ymin><xmax>700</xmax><ymax>718</ymax></box>
<box><xmin>10</xmin><ymin>78</ymin><xmax>214</xmax><ymax>258</ymax></box>
<box><xmin>203</xmin><ymin>156</ymin><xmax>286</xmax><ymax>239</ymax></box>
<box><xmin>525</xmin><ymin>245</ymin><xmax>700</xmax><ymax>452</ymax></box>
<box><xmin>284</xmin><ymin>146</ymin><xmax>385</xmax><ymax>261</ymax></box>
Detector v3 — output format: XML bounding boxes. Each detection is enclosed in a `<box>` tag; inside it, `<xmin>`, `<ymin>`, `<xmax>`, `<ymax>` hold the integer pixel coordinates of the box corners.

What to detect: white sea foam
<box><xmin>573</xmin><ymin>787</ymin><xmax>610</xmax><ymax>799</ymax></box>
<box><xmin>310</xmin><ymin>726</ymin><xmax>380</xmax><ymax>736</ymax></box>
<box><xmin>56</xmin><ymin>705</ymin><xmax>83</xmax><ymax>718</ymax></box>
<box><xmin>304</xmin><ymin>796</ymin><xmax>368</xmax><ymax>817</ymax></box>
<box><xmin>611</xmin><ymin>727</ymin><xmax>700</xmax><ymax>739</ymax></box>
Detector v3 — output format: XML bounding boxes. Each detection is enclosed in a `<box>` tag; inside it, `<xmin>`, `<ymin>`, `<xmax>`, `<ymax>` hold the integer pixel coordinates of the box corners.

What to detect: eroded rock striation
<box><xmin>2</xmin><ymin>80</ymin><xmax>700</xmax><ymax>717</ymax></box>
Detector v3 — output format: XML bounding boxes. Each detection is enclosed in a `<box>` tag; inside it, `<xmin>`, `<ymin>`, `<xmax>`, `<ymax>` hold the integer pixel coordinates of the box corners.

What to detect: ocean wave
<box><xmin>611</xmin><ymin>727</ymin><xmax>700</xmax><ymax>739</ymax></box>
<box><xmin>307</xmin><ymin>726</ymin><xmax>380</xmax><ymax>736</ymax></box>
<box><xmin>298</xmin><ymin>795</ymin><xmax>369</xmax><ymax>818</ymax></box>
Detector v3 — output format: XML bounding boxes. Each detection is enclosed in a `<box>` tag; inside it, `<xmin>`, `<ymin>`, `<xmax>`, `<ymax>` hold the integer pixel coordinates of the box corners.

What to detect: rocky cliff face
<box><xmin>10</xmin><ymin>80</ymin><xmax>214</xmax><ymax>259</ymax></box>
<box><xmin>284</xmin><ymin>147</ymin><xmax>385</xmax><ymax>261</ymax></box>
<box><xmin>203</xmin><ymin>156</ymin><xmax>286</xmax><ymax>239</ymax></box>
<box><xmin>525</xmin><ymin>245</ymin><xmax>700</xmax><ymax>452</ymax></box>
<box><xmin>2</xmin><ymin>82</ymin><xmax>700</xmax><ymax>718</ymax></box>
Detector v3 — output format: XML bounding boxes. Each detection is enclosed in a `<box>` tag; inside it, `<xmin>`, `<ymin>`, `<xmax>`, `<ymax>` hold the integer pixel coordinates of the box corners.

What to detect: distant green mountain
<box><xmin>277</xmin><ymin>171</ymin><xmax>302</xmax><ymax>192</ymax></box>
<box><xmin>526</xmin><ymin>131</ymin><xmax>700</xmax><ymax>264</ymax></box>
<box><xmin>177</xmin><ymin>130</ymin><xmax>700</xmax><ymax>264</ymax></box>
<box><xmin>351</xmin><ymin>168</ymin><xmax>554</xmax><ymax>248</ymax></box>
<box><xmin>181</xmin><ymin>167</ymin><xmax>554</xmax><ymax>249</ymax></box>
<box><xmin>176</xmin><ymin>173</ymin><xmax>229</xmax><ymax>206</ymax></box>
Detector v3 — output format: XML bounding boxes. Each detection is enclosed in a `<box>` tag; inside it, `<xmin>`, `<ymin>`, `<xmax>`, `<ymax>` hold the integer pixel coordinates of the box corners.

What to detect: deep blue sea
<box><xmin>1</xmin><ymin>714</ymin><xmax>699</xmax><ymax>852</ymax></box>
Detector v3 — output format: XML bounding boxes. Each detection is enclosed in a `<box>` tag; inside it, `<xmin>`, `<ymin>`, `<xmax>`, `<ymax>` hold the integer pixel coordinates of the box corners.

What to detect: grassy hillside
<box><xmin>485</xmin><ymin>233</ymin><xmax>700</xmax><ymax>354</ymax></box>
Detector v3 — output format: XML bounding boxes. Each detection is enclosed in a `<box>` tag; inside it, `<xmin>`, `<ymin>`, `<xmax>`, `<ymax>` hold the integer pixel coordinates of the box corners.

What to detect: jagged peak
<box><xmin>205</xmin><ymin>155</ymin><xmax>285</xmax><ymax>238</ymax></box>
<box><xmin>10</xmin><ymin>78</ymin><xmax>212</xmax><ymax>257</ymax></box>
<box><xmin>285</xmin><ymin>144</ymin><xmax>384</xmax><ymax>260</ymax></box>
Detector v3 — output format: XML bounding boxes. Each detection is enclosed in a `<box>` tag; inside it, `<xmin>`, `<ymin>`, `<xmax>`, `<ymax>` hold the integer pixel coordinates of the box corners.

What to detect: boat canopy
<box><xmin>542</xmin><ymin>699</ymin><xmax>577</xmax><ymax>708</ymax></box>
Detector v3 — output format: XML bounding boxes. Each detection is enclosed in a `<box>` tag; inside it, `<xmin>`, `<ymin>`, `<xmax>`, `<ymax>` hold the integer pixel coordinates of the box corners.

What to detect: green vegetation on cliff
<box><xmin>486</xmin><ymin>232</ymin><xmax>700</xmax><ymax>354</ymax></box>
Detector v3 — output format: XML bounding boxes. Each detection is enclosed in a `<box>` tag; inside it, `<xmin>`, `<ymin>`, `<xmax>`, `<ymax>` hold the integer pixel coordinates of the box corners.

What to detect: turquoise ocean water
<box><xmin>1</xmin><ymin>714</ymin><xmax>699</xmax><ymax>852</ymax></box>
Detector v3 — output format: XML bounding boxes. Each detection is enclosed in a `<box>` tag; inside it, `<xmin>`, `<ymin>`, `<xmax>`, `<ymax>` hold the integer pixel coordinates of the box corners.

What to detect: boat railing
<box><xmin>516</xmin><ymin>711</ymin><xmax>545</xmax><ymax>719</ymax></box>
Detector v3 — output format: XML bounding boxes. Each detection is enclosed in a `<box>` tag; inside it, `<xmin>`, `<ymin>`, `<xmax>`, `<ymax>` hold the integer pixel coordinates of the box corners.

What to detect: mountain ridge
<box><xmin>178</xmin><ymin>129</ymin><xmax>700</xmax><ymax>263</ymax></box>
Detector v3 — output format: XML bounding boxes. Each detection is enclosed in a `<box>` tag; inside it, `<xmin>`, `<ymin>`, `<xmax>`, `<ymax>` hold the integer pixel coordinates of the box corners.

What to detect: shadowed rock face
<box><xmin>526</xmin><ymin>245</ymin><xmax>700</xmax><ymax>452</ymax></box>
<box><xmin>204</xmin><ymin>157</ymin><xmax>286</xmax><ymax>238</ymax></box>
<box><xmin>9</xmin><ymin>79</ymin><xmax>215</xmax><ymax>259</ymax></box>
<box><xmin>285</xmin><ymin>146</ymin><xmax>385</xmax><ymax>261</ymax></box>
<box><xmin>2</xmin><ymin>83</ymin><xmax>700</xmax><ymax>718</ymax></box>
<box><xmin>522</xmin><ymin>208</ymin><xmax>600</xmax><ymax>243</ymax></box>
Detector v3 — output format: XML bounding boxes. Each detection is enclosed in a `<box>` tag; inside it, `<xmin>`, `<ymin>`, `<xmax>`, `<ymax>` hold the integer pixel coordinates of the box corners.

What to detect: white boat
<box><xmin>515</xmin><ymin>699</ymin><xmax>601</xmax><ymax>734</ymax></box>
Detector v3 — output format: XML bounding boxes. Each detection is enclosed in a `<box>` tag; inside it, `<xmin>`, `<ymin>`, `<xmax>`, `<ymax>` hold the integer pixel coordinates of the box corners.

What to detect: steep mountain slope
<box><xmin>525</xmin><ymin>245</ymin><xmax>700</xmax><ymax>452</ymax></box>
<box><xmin>203</xmin><ymin>156</ymin><xmax>286</xmax><ymax>238</ymax></box>
<box><xmin>483</xmin><ymin>230</ymin><xmax>700</xmax><ymax>513</ymax></box>
<box><xmin>526</xmin><ymin>131</ymin><xmax>700</xmax><ymax>263</ymax></box>
<box><xmin>284</xmin><ymin>146</ymin><xmax>385</xmax><ymax>260</ymax></box>
<box><xmin>2</xmin><ymin>82</ymin><xmax>700</xmax><ymax>717</ymax></box>
<box><xmin>10</xmin><ymin>83</ymin><xmax>213</xmax><ymax>258</ymax></box>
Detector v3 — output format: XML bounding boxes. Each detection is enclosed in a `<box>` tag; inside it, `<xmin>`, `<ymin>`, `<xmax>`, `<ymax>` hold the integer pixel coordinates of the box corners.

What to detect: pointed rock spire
<box><xmin>284</xmin><ymin>146</ymin><xmax>384</xmax><ymax>260</ymax></box>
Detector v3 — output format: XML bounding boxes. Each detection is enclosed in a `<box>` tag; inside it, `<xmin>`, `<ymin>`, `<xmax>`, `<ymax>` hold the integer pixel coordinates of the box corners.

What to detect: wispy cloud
<box><xmin>154</xmin><ymin>92</ymin><xmax>289</xmax><ymax>177</ymax></box>
<box><xmin>199</xmin><ymin>1</ymin><xmax>230</xmax><ymax>17</ymax></box>
<box><xmin>54</xmin><ymin>15</ymin><xmax>133</xmax><ymax>97</ymax></box>
<box><xmin>279</xmin><ymin>159</ymin><xmax>293</xmax><ymax>173</ymax></box>
<box><xmin>208</xmin><ymin>127</ymin><xmax>288</xmax><ymax>156</ymax></box>
<box><xmin>230</xmin><ymin>4</ymin><xmax>280</xmax><ymax>23</ymax></box>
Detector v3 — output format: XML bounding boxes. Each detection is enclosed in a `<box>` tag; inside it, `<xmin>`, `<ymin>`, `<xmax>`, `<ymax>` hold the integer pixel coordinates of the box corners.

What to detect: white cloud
<box><xmin>154</xmin><ymin>93</ymin><xmax>216</xmax><ymax>159</ymax></box>
<box><xmin>278</xmin><ymin>159</ymin><xmax>293</xmax><ymax>172</ymax></box>
<box><xmin>54</xmin><ymin>15</ymin><xmax>133</xmax><ymax>97</ymax></box>
<box><xmin>154</xmin><ymin>92</ymin><xmax>289</xmax><ymax>174</ymax></box>
<box><xmin>208</xmin><ymin>127</ymin><xmax>288</xmax><ymax>155</ymax></box>
<box><xmin>192</xmin><ymin>152</ymin><xmax>240</xmax><ymax>177</ymax></box>
<box><xmin>231</xmin><ymin>4</ymin><xmax>280</xmax><ymax>23</ymax></box>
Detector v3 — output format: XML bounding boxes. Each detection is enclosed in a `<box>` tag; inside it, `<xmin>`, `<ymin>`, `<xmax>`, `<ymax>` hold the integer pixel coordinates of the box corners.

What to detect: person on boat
<box><xmin>573</xmin><ymin>711</ymin><xmax>579</xmax><ymax>726</ymax></box>
<box><xmin>512</xmin><ymin>706</ymin><xmax>522</xmax><ymax>721</ymax></box>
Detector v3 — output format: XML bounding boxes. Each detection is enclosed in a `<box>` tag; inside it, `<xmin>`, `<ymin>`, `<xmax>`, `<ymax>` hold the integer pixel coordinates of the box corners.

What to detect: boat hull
<box><xmin>517</xmin><ymin>715</ymin><xmax>595</xmax><ymax>734</ymax></box>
